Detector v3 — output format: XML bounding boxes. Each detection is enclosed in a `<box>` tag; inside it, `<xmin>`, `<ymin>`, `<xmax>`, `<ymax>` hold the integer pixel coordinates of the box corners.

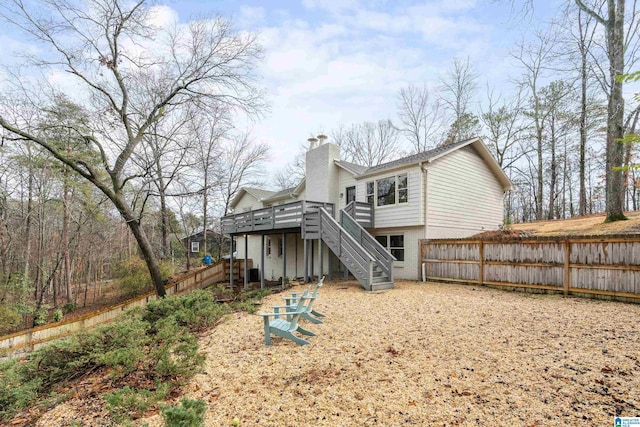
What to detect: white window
<box><xmin>375</xmin><ymin>234</ymin><xmax>404</xmax><ymax>261</ymax></box>
<box><xmin>366</xmin><ymin>182</ymin><xmax>374</xmax><ymax>204</ymax></box>
<box><xmin>369</xmin><ymin>175</ymin><xmax>408</xmax><ymax>207</ymax></box>
<box><xmin>377</xmin><ymin>177</ymin><xmax>396</xmax><ymax>206</ymax></box>
<box><xmin>266</xmin><ymin>237</ymin><xmax>272</xmax><ymax>256</ymax></box>
<box><xmin>266</xmin><ymin>237</ymin><xmax>282</xmax><ymax>257</ymax></box>
<box><xmin>191</xmin><ymin>241</ymin><xmax>200</xmax><ymax>253</ymax></box>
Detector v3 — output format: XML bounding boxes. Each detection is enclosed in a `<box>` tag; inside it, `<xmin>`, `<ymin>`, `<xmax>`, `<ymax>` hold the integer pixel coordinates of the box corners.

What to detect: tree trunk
<box><xmin>578</xmin><ymin>41</ymin><xmax>588</xmax><ymax>216</ymax></box>
<box><xmin>113</xmin><ymin>193</ymin><xmax>166</xmax><ymax>297</ymax></box>
<box><xmin>605</xmin><ymin>0</ymin><xmax>626</xmax><ymax>221</ymax></box>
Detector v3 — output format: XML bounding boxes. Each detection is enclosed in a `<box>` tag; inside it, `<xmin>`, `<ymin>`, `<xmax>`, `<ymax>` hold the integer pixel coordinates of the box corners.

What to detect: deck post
<box><xmin>343</xmin><ymin>261</ymin><xmax>348</xmax><ymax>280</ymax></box>
<box><xmin>318</xmin><ymin>239</ymin><xmax>324</xmax><ymax>280</ymax></box>
<box><xmin>261</xmin><ymin>234</ymin><xmax>265</xmax><ymax>289</ymax></box>
<box><xmin>229</xmin><ymin>236</ymin><xmax>234</xmax><ymax>290</ymax></box>
<box><xmin>282</xmin><ymin>232</ymin><xmax>286</xmax><ymax>288</ymax></box>
<box><xmin>309</xmin><ymin>240</ymin><xmax>315</xmax><ymax>282</ymax></box>
<box><xmin>303</xmin><ymin>238</ymin><xmax>308</xmax><ymax>283</ymax></box>
<box><xmin>328</xmin><ymin>251</ymin><xmax>333</xmax><ymax>281</ymax></box>
<box><xmin>244</xmin><ymin>235</ymin><xmax>248</xmax><ymax>290</ymax></box>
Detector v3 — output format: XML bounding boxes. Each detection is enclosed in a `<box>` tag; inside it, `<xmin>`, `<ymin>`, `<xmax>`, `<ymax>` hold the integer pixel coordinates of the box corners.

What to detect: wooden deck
<box><xmin>221</xmin><ymin>200</ymin><xmax>335</xmax><ymax>235</ymax></box>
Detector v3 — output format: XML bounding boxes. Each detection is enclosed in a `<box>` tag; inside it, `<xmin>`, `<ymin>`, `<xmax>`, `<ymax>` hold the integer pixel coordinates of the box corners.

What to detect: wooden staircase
<box><xmin>303</xmin><ymin>207</ymin><xmax>394</xmax><ymax>291</ymax></box>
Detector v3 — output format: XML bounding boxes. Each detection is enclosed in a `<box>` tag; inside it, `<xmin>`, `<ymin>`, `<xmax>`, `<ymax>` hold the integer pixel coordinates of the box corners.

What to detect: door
<box><xmin>346</xmin><ymin>186</ymin><xmax>356</xmax><ymax>204</ymax></box>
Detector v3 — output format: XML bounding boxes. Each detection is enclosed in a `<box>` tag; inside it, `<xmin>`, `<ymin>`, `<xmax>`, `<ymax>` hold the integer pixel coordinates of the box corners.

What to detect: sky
<box><xmin>1</xmin><ymin>0</ymin><xmax>564</xmax><ymax>179</ymax></box>
<box><xmin>161</xmin><ymin>0</ymin><xmax>561</xmax><ymax>173</ymax></box>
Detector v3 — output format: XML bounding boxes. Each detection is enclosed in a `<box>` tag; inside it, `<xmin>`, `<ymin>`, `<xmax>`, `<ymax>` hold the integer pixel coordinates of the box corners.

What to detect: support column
<box><xmin>229</xmin><ymin>236</ymin><xmax>234</xmax><ymax>290</ymax></box>
<box><xmin>343</xmin><ymin>261</ymin><xmax>348</xmax><ymax>280</ymax></box>
<box><xmin>328</xmin><ymin>252</ymin><xmax>333</xmax><ymax>281</ymax></box>
<box><xmin>303</xmin><ymin>238</ymin><xmax>308</xmax><ymax>283</ymax></box>
<box><xmin>319</xmin><ymin>239</ymin><xmax>323</xmax><ymax>280</ymax></box>
<box><xmin>261</xmin><ymin>235</ymin><xmax>265</xmax><ymax>289</ymax></box>
<box><xmin>310</xmin><ymin>239</ymin><xmax>315</xmax><ymax>282</ymax></box>
<box><xmin>282</xmin><ymin>232</ymin><xmax>286</xmax><ymax>288</ymax></box>
<box><xmin>244</xmin><ymin>235</ymin><xmax>248</xmax><ymax>290</ymax></box>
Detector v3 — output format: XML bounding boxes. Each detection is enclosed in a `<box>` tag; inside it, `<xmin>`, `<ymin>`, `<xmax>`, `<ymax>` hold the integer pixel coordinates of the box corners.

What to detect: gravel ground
<box><xmin>37</xmin><ymin>280</ymin><xmax>640</xmax><ymax>426</ymax></box>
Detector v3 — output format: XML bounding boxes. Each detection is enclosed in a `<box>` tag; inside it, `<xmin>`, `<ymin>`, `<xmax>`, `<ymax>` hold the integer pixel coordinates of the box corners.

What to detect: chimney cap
<box><xmin>307</xmin><ymin>137</ymin><xmax>318</xmax><ymax>143</ymax></box>
<box><xmin>317</xmin><ymin>134</ymin><xmax>328</xmax><ymax>143</ymax></box>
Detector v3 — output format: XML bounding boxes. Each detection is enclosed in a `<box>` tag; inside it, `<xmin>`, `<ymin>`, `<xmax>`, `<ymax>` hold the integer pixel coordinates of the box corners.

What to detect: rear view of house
<box><xmin>221</xmin><ymin>136</ymin><xmax>511</xmax><ymax>290</ymax></box>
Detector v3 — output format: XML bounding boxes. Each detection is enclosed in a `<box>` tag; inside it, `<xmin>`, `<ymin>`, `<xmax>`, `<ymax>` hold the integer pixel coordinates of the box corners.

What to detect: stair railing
<box><xmin>317</xmin><ymin>208</ymin><xmax>375</xmax><ymax>289</ymax></box>
<box><xmin>340</xmin><ymin>209</ymin><xmax>395</xmax><ymax>282</ymax></box>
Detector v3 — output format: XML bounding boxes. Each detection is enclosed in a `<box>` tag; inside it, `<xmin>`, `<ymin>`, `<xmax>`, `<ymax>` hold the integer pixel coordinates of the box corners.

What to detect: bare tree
<box><xmin>397</xmin><ymin>84</ymin><xmax>444</xmax><ymax>153</ymax></box>
<box><xmin>216</xmin><ymin>132</ymin><xmax>269</xmax><ymax>216</ymax></box>
<box><xmin>574</xmin><ymin>0</ymin><xmax>638</xmax><ymax>221</ymax></box>
<box><xmin>481</xmin><ymin>87</ymin><xmax>526</xmax><ymax>169</ymax></box>
<box><xmin>439</xmin><ymin>57</ymin><xmax>479</xmax><ymax>143</ymax></box>
<box><xmin>332</xmin><ymin>120</ymin><xmax>401</xmax><ymax>167</ymax></box>
<box><xmin>0</xmin><ymin>0</ymin><xmax>265</xmax><ymax>296</ymax></box>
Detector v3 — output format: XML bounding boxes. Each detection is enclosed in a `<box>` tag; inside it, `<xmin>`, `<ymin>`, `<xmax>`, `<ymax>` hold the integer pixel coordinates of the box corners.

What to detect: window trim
<box><xmin>191</xmin><ymin>241</ymin><xmax>200</xmax><ymax>253</ymax></box>
<box><xmin>375</xmin><ymin>233</ymin><xmax>404</xmax><ymax>263</ymax></box>
<box><xmin>367</xmin><ymin>174</ymin><xmax>409</xmax><ymax>207</ymax></box>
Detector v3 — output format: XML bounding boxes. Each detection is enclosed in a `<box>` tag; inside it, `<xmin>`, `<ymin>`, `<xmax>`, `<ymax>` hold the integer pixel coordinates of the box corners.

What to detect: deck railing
<box><xmin>343</xmin><ymin>201</ymin><xmax>374</xmax><ymax>228</ymax></box>
<box><xmin>221</xmin><ymin>200</ymin><xmax>334</xmax><ymax>234</ymax></box>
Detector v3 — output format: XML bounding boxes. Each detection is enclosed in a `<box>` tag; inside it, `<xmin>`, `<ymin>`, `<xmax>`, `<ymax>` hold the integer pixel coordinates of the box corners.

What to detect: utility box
<box><xmin>248</xmin><ymin>268</ymin><xmax>260</xmax><ymax>282</ymax></box>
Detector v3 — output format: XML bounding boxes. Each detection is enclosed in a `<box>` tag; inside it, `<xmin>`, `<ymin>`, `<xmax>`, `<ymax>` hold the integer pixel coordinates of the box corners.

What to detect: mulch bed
<box><xmin>33</xmin><ymin>280</ymin><xmax>640</xmax><ymax>426</ymax></box>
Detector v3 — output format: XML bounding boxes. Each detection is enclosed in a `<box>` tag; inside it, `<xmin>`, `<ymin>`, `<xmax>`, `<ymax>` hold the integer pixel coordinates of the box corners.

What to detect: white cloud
<box><xmin>147</xmin><ymin>5</ymin><xmax>179</xmax><ymax>28</ymax></box>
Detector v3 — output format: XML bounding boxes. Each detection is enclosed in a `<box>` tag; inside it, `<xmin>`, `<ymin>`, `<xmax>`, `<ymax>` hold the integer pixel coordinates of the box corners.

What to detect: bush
<box><xmin>143</xmin><ymin>290</ymin><xmax>230</xmax><ymax>332</ymax></box>
<box><xmin>105</xmin><ymin>384</ymin><xmax>169</xmax><ymax>422</ymax></box>
<box><xmin>0</xmin><ymin>305</ymin><xmax>22</xmax><ymax>332</ymax></box>
<box><xmin>114</xmin><ymin>257</ymin><xmax>174</xmax><ymax>296</ymax></box>
<box><xmin>0</xmin><ymin>359</ymin><xmax>41</xmax><ymax>420</ymax></box>
<box><xmin>162</xmin><ymin>398</ymin><xmax>207</xmax><ymax>427</ymax></box>
<box><xmin>63</xmin><ymin>303</ymin><xmax>75</xmax><ymax>314</ymax></box>
<box><xmin>53</xmin><ymin>309</ymin><xmax>63</xmax><ymax>322</ymax></box>
<box><xmin>33</xmin><ymin>306</ymin><xmax>50</xmax><ymax>326</ymax></box>
<box><xmin>0</xmin><ymin>286</ymin><xmax>269</xmax><ymax>423</ymax></box>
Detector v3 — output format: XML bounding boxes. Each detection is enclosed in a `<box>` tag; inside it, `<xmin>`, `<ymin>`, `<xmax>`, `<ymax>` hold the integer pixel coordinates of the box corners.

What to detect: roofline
<box><xmin>354</xmin><ymin>137</ymin><xmax>512</xmax><ymax>191</ymax></box>
<box><xmin>230</xmin><ymin>187</ymin><xmax>275</xmax><ymax>209</ymax></box>
<box><xmin>335</xmin><ymin>161</ymin><xmax>360</xmax><ymax>175</ymax></box>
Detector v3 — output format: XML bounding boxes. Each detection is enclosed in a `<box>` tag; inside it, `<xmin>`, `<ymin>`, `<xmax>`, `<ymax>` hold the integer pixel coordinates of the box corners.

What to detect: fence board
<box><xmin>420</xmin><ymin>236</ymin><xmax>640</xmax><ymax>302</ymax></box>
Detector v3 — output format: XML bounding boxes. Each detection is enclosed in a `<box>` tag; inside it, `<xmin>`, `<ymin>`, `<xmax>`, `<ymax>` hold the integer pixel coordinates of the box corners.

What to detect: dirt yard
<box><xmin>37</xmin><ymin>280</ymin><xmax>640</xmax><ymax>426</ymax></box>
<box><xmin>510</xmin><ymin>210</ymin><xmax>640</xmax><ymax>236</ymax></box>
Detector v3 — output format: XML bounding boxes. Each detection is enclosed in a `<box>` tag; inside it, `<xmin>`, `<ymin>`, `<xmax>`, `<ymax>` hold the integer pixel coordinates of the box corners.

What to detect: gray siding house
<box><xmin>221</xmin><ymin>136</ymin><xmax>511</xmax><ymax>290</ymax></box>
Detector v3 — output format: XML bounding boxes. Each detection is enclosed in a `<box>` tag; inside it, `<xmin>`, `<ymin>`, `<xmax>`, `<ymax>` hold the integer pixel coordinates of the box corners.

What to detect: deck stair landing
<box><xmin>303</xmin><ymin>207</ymin><xmax>394</xmax><ymax>291</ymax></box>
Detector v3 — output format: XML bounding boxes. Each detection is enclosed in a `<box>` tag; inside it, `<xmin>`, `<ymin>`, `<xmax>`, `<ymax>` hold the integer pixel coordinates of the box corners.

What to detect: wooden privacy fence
<box><xmin>0</xmin><ymin>259</ymin><xmax>250</xmax><ymax>358</ymax></box>
<box><xmin>420</xmin><ymin>236</ymin><xmax>640</xmax><ymax>301</ymax></box>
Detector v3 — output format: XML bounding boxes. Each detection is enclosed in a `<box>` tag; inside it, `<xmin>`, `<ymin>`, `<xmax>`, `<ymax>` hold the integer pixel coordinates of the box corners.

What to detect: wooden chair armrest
<box><xmin>258</xmin><ymin>310</ymin><xmax>303</xmax><ymax>317</ymax></box>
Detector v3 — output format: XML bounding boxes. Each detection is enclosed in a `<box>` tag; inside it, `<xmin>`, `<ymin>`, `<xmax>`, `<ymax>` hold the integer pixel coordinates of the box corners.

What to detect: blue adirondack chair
<box><xmin>284</xmin><ymin>276</ymin><xmax>326</xmax><ymax>321</ymax></box>
<box><xmin>278</xmin><ymin>276</ymin><xmax>325</xmax><ymax>324</ymax></box>
<box><xmin>259</xmin><ymin>295</ymin><xmax>316</xmax><ymax>346</ymax></box>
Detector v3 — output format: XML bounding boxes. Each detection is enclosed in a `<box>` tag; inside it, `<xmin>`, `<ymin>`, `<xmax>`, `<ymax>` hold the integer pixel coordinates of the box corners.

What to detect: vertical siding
<box><xmin>355</xmin><ymin>165</ymin><xmax>424</xmax><ymax>228</ymax></box>
<box><xmin>426</xmin><ymin>146</ymin><xmax>504</xmax><ymax>238</ymax></box>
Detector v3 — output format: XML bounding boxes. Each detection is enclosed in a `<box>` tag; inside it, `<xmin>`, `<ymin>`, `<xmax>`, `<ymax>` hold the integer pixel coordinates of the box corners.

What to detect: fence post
<box><xmin>563</xmin><ymin>239</ymin><xmax>571</xmax><ymax>296</ymax></box>
<box><xmin>478</xmin><ymin>240</ymin><xmax>484</xmax><ymax>286</ymax></box>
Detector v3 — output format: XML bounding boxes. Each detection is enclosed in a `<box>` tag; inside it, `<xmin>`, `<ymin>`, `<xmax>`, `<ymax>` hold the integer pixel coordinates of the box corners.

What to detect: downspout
<box><xmin>419</xmin><ymin>161</ymin><xmax>429</xmax><ymax>239</ymax></box>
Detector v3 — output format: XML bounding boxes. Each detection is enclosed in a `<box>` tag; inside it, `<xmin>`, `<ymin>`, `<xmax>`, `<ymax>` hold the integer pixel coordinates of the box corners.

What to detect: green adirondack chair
<box><xmin>259</xmin><ymin>295</ymin><xmax>316</xmax><ymax>346</ymax></box>
<box><xmin>284</xmin><ymin>276</ymin><xmax>326</xmax><ymax>320</ymax></box>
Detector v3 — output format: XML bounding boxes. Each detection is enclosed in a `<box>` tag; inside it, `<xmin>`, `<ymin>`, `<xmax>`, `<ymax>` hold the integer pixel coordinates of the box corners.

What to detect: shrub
<box><xmin>105</xmin><ymin>384</ymin><xmax>169</xmax><ymax>422</ymax></box>
<box><xmin>0</xmin><ymin>286</ymin><xmax>268</xmax><ymax>423</ymax></box>
<box><xmin>114</xmin><ymin>257</ymin><xmax>174</xmax><ymax>296</ymax></box>
<box><xmin>143</xmin><ymin>290</ymin><xmax>230</xmax><ymax>332</ymax></box>
<box><xmin>33</xmin><ymin>306</ymin><xmax>49</xmax><ymax>326</ymax></box>
<box><xmin>162</xmin><ymin>398</ymin><xmax>207</xmax><ymax>427</ymax></box>
<box><xmin>0</xmin><ymin>305</ymin><xmax>22</xmax><ymax>332</ymax></box>
<box><xmin>0</xmin><ymin>359</ymin><xmax>41</xmax><ymax>420</ymax></box>
<box><xmin>63</xmin><ymin>303</ymin><xmax>75</xmax><ymax>314</ymax></box>
<box><xmin>53</xmin><ymin>309</ymin><xmax>63</xmax><ymax>322</ymax></box>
